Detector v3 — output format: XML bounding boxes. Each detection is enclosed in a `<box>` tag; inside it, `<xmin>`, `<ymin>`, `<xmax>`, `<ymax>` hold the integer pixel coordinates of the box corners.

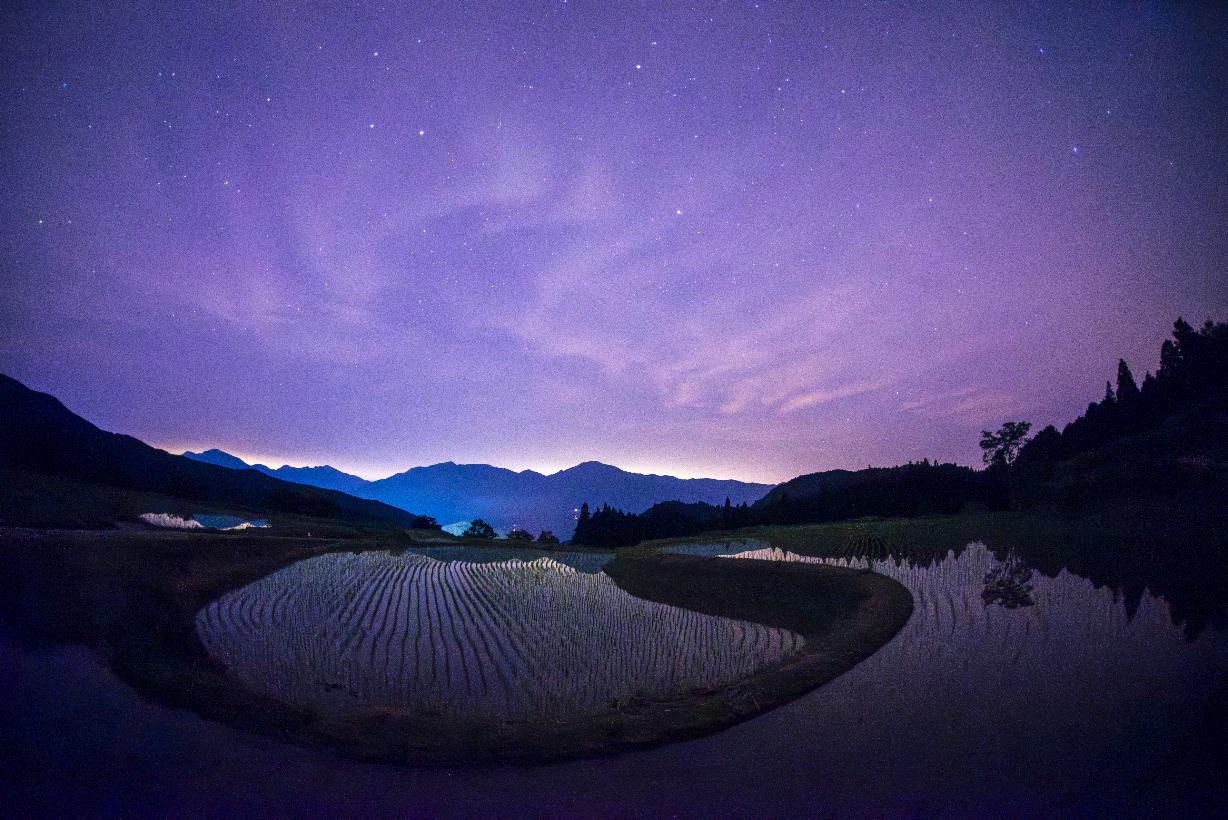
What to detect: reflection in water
<box><xmin>981</xmin><ymin>549</ymin><xmax>1035</xmax><ymax>608</ymax></box>
<box><xmin>4</xmin><ymin>539</ymin><xmax>1228</xmax><ymax>814</ymax></box>
<box><xmin>671</xmin><ymin>540</ymin><xmax>1228</xmax><ymax>812</ymax></box>
<box><xmin>196</xmin><ymin>551</ymin><xmax>803</xmax><ymax>722</ymax></box>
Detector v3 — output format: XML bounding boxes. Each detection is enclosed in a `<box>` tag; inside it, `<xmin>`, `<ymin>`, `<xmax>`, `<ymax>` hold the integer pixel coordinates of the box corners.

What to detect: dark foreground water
<box><xmin>3</xmin><ymin>541</ymin><xmax>1226</xmax><ymax>817</ymax></box>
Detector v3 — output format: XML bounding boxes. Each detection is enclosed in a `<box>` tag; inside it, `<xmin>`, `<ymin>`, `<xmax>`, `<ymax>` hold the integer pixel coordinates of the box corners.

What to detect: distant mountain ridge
<box><xmin>182</xmin><ymin>449</ymin><xmax>371</xmax><ymax>495</ymax></box>
<box><xmin>182</xmin><ymin>450</ymin><xmax>773</xmax><ymax>538</ymax></box>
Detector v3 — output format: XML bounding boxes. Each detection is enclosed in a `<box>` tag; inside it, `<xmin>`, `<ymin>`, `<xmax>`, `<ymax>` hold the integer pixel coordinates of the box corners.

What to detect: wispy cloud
<box><xmin>778</xmin><ymin>380</ymin><xmax>888</xmax><ymax>414</ymax></box>
<box><xmin>899</xmin><ymin>386</ymin><xmax>1018</xmax><ymax>421</ymax></box>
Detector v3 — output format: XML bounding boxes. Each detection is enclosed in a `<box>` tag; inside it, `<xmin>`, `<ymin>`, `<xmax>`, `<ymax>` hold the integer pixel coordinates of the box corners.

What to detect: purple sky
<box><xmin>2</xmin><ymin>2</ymin><xmax>1226</xmax><ymax>483</ymax></box>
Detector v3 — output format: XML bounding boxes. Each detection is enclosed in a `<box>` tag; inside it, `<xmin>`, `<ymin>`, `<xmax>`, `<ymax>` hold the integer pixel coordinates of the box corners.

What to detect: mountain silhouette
<box><xmin>0</xmin><ymin>374</ymin><xmax>429</xmax><ymax>530</ymax></box>
<box><xmin>184</xmin><ymin>451</ymin><xmax>773</xmax><ymax>537</ymax></box>
<box><xmin>182</xmin><ymin>448</ymin><xmax>371</xmax><ymax>495</ymax></box>
<box><xmin>180</xmin><ymin>448</ymin><xmax>252</xmax><ymax>471</ymax></box>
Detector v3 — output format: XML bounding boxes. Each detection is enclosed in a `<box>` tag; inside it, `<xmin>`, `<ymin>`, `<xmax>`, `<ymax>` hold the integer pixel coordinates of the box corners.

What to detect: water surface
<box><xmin>4</xmin><ymin>538</ymin><xmax>1226</xmax><ymax>816</ymax></box>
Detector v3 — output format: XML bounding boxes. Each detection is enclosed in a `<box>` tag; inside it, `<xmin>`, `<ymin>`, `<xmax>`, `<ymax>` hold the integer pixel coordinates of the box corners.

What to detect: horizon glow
<box><xmin>3</xmin><ymin>3</ymin><xmax>1226</xmax><ymax>484</ymax></box>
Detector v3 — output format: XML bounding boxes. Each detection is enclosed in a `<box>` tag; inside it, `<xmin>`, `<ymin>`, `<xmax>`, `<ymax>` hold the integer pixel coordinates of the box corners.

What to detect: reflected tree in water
<box><xmin>982</xmin><ymin>550</ymin><xmax>1035</xmax><ymax>608</ymax></box>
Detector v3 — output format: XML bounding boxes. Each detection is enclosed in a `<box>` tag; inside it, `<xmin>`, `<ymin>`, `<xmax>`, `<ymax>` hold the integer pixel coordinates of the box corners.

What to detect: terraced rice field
<box><xmin>196</xmin><ymin>551</ymin><xmax>805</xmax><ymax>722</ymax></box>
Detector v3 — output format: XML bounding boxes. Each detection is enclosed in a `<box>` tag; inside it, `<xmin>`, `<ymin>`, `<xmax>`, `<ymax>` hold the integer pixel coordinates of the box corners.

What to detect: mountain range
<box><xmin>182</xmin><ymin>449</ymin><xmax>773</xmax><ymax>538</ymax></box>
<box><xmin>182</xmin><ymin>449</ymin><xmax>371</xmax><ymax>495</ymax></box>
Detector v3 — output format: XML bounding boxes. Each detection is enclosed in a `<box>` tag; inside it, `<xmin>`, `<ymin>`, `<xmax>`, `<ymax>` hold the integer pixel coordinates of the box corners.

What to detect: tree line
<box><xmin>461</xmin><ymin>518</ymin><xmax>560</xmax><ymax>544</ymax></box>
<box><xmin>1009</xmin><ymin>317</ymin><xmax>1227</xmax><ymax>506</ymax></box>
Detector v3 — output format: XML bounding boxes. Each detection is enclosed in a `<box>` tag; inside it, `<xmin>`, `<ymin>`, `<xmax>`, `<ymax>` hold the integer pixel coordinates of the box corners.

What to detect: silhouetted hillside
<box><xmin>572</xmin><ymin>461</ymin><xmax>1004</xmax><ymax>547</ymax></box>
<box><xmin>0</xmin><ymin>374</ymin><xmax>436</xmax><ymax>530</ymax></box>
<box><xmin>757</xmin><ymin>460</ymin><xmax>1005</xmax><ymax>522</ymax></box>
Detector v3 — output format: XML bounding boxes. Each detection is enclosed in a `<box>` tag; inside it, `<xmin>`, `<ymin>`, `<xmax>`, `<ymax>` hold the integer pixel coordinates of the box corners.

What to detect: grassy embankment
<box><xmin>603</xmin><ymin>551</ymin><xmax>912</xmax><ymax>735</ymax></box>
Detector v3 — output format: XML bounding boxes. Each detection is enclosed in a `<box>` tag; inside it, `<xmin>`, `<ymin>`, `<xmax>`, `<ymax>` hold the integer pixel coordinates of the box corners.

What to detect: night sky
<box><xmin>2</xmin><ymin>2</ymin><xmax>1225</xmax><ymax>483</ymax></box>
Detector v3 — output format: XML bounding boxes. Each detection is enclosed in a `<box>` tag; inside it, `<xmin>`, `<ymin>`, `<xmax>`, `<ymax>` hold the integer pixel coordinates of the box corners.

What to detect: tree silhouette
<box><xmin>506</xmin><ymin>528</ymin><xmax>532</xmax><ymax>541</ymax></box>
<box><xmin>1116</xmin><ymin>359</ymin><xmax>1140</xmax><ymax>402</ymax></box>
<box><xmin>570</xmin><ymin>502</ymin><xmax>593</xmax><ymax>544</ymax></box>
<box><xmin>536</xmin><ymin>530</ymin><xmax>560</xmax><ymax>545</ymax></box>
<box><xmin>462</xmin><ymin>519</ymin><xmax>496</xmax><ymax>539</ymax></box>
<box><xmin>979</xmin><ymin>421</ymin><xmax>1032</xmax><ymax>466</ymax></box>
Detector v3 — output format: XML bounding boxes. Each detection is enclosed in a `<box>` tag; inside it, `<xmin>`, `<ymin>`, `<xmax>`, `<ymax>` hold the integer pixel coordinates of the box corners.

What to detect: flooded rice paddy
<box><xmin>4</xmin><ymin>533</ymin><xmax>1226</xmax><ymax>815</ymax></box>
<box><xmin>196</xmin><ymin>549</ymin><xmax>803</xmax><ymax>722</ymax></box>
